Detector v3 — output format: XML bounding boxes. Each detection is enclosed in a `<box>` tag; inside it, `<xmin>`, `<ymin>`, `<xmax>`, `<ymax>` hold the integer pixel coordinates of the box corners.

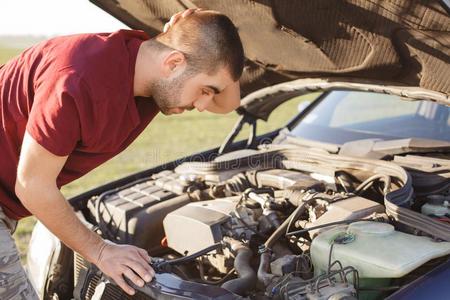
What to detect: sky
<box><xmin>0</xmin><ymin>0</ymin><xmax>129</xmax><ymax>36</ymax></box>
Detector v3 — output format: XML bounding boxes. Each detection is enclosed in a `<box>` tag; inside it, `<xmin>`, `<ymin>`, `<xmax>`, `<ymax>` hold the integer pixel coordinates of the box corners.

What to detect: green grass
<box><xmin>1</xmin><ymin>46</ymin><xmax>315</xmax><ymax>262</ymax></box>
<box><xmin>59</xmin><ymin>102</ymin><xmax>312</xmax><ymax>198</ymax></box>
<box><xmin>0</xmin><ymin>47</ymin><xmax>22</xmax><ymax>65</ymax></box>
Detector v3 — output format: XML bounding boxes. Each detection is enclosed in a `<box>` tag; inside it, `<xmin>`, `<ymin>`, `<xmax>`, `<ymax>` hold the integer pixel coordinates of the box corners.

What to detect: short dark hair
<box><xmin>149</xmin><ymin>10</ymin><xmax>244</xmax><ymax>81</ymax></box>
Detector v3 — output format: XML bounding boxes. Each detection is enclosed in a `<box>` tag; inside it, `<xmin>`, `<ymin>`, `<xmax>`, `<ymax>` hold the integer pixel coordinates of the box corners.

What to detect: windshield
<box><xmin>290</xmin><ymin>91</ymin><xmax>450</xmax><ymax>144</ymax></box>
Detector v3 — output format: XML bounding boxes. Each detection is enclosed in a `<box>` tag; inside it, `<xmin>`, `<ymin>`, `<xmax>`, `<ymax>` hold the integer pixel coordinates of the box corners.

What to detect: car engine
<box><xmin>66</xmin><ymin>145</ymin><xmax>450</xmax><ymax>300</ymax></box>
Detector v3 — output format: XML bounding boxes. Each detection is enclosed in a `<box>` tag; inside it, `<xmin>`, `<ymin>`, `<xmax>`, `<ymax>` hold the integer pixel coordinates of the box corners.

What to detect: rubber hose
<box><xmin>264</xmin><ymin>197</ymin><xmax>316</xmax><ymax>249</ymax></box>
<box><xmin>257</xmin><ymin>252</ymin><xmax>276</xmax><ymax>287</ymax></box>
<box><xmin>221</xmin><ymin>247</ymin><xmax>257</xmax><ymax>296</ymax></box>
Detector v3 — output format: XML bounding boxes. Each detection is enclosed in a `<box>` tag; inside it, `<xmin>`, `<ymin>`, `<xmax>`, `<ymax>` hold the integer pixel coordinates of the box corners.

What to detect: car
<box><xmin>26</xmin><ymin>1</ymin><xmax>450</xmax><ymax>299</ymax></box>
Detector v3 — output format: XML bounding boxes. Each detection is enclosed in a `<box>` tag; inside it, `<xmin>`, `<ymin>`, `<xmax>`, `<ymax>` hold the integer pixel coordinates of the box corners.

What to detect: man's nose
<box><xmin>196</xmin><ymin>105</ymin><xmax>206</xmax><ymax>112</ymax></box>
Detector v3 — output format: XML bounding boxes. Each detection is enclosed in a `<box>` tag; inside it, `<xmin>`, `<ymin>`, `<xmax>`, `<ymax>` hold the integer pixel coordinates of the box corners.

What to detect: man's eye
<box><xmin>201</xmin><ymin>90</ymin><xmax>210</xmax><ymax>96</ymax></box>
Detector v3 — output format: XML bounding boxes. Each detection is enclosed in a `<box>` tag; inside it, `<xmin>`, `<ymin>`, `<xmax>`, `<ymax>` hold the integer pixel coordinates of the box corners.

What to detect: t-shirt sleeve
<box><xmin>26</xmin><ymin>71</ymin><xmax>83</xmax><ymax>156</ymax></box>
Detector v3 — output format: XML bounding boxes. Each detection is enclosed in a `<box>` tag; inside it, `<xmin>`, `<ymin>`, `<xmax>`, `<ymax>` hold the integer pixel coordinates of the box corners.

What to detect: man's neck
<box><xmin>133</xmin><ymin>43</ymin><xmax>159</xmax><ymax>97</ymax></box>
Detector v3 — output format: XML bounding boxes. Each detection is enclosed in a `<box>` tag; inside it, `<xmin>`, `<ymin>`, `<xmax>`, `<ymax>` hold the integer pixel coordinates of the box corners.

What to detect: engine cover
<box><xmin>87</xmin><ymin>174</ymin><xmax>192</xmax><ymax>254</ymax></box>
<box><xmin>163</xmin><ymin>197</ymin><xmax>256</xmax><ymax>255</ymax></box>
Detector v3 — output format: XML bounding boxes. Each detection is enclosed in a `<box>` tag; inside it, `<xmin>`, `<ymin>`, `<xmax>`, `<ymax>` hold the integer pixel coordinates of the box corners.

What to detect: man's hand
<box><xmin>96</xmin><ymin>241</ymin><xmax>155</xmax><ymax>295</ymax></box>
<box><xmin>16</xmin><ymin>132</ymin><xmax>154</xmax><ymax>295</ymax></box>
<box><xmin>163</xmin><ymin>8</ymin><xmax>202</xmax><ymax>32</ymax></box>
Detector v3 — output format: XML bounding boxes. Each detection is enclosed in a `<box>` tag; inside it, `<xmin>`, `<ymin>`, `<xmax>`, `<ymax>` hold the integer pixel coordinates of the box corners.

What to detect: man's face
<box><xmin>151</xmin><ymin>66</ymin><xmax>235</xmax><ymax>115</ymax></box>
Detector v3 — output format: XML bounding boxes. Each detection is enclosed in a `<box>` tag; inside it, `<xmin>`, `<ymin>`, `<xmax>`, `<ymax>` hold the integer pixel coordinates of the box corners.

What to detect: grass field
<box><xmin>1</xmin><ymin>45</ymin><xmax>313</xmax><ymax>262</ymax></box>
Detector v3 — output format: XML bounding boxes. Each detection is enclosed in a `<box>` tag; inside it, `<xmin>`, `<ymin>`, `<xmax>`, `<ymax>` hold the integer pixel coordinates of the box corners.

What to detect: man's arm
<box><xmin>207</xmin><ymin>81</ymin><xmax>241</xmax><ymax>114</ymax></box>
<box><xmin>15</xmin><ymin>132</ymin><xmax>154</xmax><ymax>296</ymax></box>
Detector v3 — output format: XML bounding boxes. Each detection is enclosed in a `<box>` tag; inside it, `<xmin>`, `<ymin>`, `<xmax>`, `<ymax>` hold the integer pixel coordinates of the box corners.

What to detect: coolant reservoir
<box><xmin>311</xmin><ymin>221</ymin><xmax>450</xmax><ymax>278</ymax></box>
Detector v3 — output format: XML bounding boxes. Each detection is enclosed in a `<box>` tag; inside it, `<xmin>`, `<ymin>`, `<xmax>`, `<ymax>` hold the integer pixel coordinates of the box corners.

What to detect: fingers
<box><xmin>164</xmin><ymin>12</ymin><xmax>181</xmax><ymax>32</ymax></box>
<box><xmin>136</xmin><ymin>248</ymin><xmax>155</xmax><ymax>280</ymax></box>
<box><xmin>163</xmin><ymin>11</ymin><xmax>183</xmax><ymax>32</ymax></box>
<box><xmin>95</xmin><ymin>243</ymin><xmax>156</xmax><ymax>295</ymax></box>
<box><xmin>163</xmin><ymin>8</ymin><xmax>203</xmax><ymax>32</ymax></box>
<box><xmin>124</xmin><ymin>257</ymin><xmax>153</xmax><ymax>283</ymax></box>
<box><xmin>137</xmin><ymin>248</ymin><xmax>155</xmax><ymax>277</ymax></box>
<box><xmin>113</xmin><ymin>273</ymin><xmax>136</xmax><ymax>296</ymax></box>
<box><xmin>137</xmin><ymin>248</ymin><xmax>151</xmax><ymax>262</ymax></box>
<box><xmin>182</xmin><ymin>8</ymin><xmax>200</xmax><ymax>17</ymax></box>
<box><xmin>123</xmin><ymin>267</ymin><xmax>145</xmax><ymax>287</ymax></box>
<box><xmin>163</xmin><ymin>22</ymin><xmax>170</xmax><ymax>33</ymax></box>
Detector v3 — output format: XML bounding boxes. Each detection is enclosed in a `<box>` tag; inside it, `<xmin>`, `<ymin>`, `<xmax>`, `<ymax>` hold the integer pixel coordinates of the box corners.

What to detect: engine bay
<box><xmin>72</xmin><ymin>144</ymin><xmax>450</xmax><ymax>300</ymax></box>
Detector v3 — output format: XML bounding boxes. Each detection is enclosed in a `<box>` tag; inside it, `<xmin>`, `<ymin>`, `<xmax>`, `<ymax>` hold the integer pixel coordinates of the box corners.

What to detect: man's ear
<box><xmin>162</xmin><ymin>50</ymin><xmax>186</xmax><ymax>77</ymax></box>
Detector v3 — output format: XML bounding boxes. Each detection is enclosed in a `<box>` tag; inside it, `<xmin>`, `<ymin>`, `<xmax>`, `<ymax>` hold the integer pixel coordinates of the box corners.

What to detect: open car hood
<box><xmin>90</xmin><ymin>0</ymin><xmax>450</xmax><ymax>99</ymax></box>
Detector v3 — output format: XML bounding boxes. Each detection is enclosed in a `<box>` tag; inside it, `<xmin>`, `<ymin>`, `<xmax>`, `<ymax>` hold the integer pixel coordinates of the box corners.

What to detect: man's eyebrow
<box><xmin>206</xmin><ymin>85</ymin><xmax>222</xmax><ymax>94</ymax></box>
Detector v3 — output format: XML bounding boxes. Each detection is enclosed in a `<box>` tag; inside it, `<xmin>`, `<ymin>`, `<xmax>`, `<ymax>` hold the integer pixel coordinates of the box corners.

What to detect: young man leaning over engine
<box><xmin>0</xmin><ymin>9</ymin><xmax>244</xmax><ymax>298</ymax></box>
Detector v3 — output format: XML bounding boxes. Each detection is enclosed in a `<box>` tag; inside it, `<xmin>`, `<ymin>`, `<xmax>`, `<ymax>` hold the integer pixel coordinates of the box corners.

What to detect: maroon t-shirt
<box><xmin>0</xmin><ymin>30</ymin><xmax>160</xmax><ymax>220</ymax></box>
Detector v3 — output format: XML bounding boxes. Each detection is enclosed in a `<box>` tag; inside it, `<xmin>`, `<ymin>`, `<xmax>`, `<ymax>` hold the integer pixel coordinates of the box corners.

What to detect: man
<box><xmin>0</xmin><ymin>8</ymin><xmax>244</xmax><ymax>298</ymax></box>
